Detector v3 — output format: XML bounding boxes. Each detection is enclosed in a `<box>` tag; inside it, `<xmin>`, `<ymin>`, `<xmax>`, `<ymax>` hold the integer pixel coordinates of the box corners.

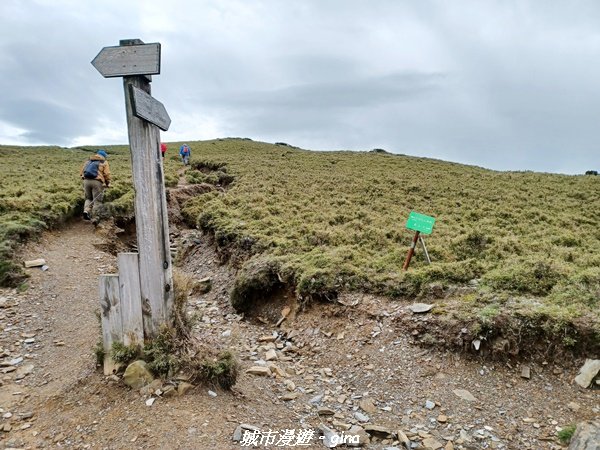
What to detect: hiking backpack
<box><xmin>83</xmin><ymin>160</ymin><xmax>101</xmax><ymax>179</ymax></box>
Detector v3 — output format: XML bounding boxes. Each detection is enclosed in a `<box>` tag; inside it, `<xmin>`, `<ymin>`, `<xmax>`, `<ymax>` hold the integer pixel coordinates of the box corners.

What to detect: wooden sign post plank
<box><xmin>120</xmin><ymin>40</ymin><xmax>174</xmax><ymax>339</ymax></box>
<box><xmin>91</xmin><ymin>43</ymin><xmax>161</xmax><ymax>78</ymax></box>
<box><xmin>99</xmin><ymin>274</ymin><xmax>122</xmax><ymax>375</ymax></box>
<box><xmin>93</xmin><ymin>38</ymin><xmax>174</xmax><ymax>340</ymax></box>
<box><xmin>129</xmin><ymin>85</ymin><xmax>171</xmax><ymax>131</ymax></box>
<box><xmin>117</xmin><ymin>253</ymin><xmax>144</xmax><ymax>346</ymax></box>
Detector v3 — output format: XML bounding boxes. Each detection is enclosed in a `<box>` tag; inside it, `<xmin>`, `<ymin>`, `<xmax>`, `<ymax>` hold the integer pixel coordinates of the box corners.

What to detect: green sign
<box><xmin>406</xmin><ymin>211</ymin><xmax>436</xmax><ymax>235</ymax></box>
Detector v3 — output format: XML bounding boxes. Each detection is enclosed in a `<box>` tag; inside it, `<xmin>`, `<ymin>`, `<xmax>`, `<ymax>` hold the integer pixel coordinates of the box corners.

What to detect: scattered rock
<box><xmin>207</xmin><ymin>390</ymin><xmax>217</xmax><ymax>397</ymax></box>
<box><xmin>453</xmin><ymin>389</ymin><xmax>477</xmax><ymax>402</ymax></box>
<box><xmin>354</xmin><ymin>412</ymin><xmax>370</xmax><ymax>423</ymax></box>
<box><xmin>422</xmin><ymin>437</ymin><xmax>444</xmax><ymax>449</ymax></box>
<box><xmin>359</xmin><ymin>397</ymin><xmax>377</xmax><ymax>414</ymax></box>
<box><xmin>568</xmin><ymin>421</ymin><xmax>600</xmax><ymax>450</ymax></box>
<box><xmin>162</xmin><ymin>385</ymin><xmax>177</xmax><ymax>397</ymax></box>
<box><xmin>309</xmin><ymin>394</ymin><xmax>324</xmax><ymax>405</ymax></box>
<box><xmin>425</xmin><ymin>400</ymin><xmax>436</xmax><ymax>410</ymax></box>
<box><xmin>178</xmin><ymin>382</ymin><xmax>194</xmax><ymax>396</ymax></box>
<box><xmin>318</xmin><ymin>424</ymin><xmax>338</xmax><ymax>448</ymax></box>
<box><xmin>347</xmin><ymin>425</ymin><xmax>370</xmax><ymax>447</ymax></box>
<box><xmin>233</xmin><ymin>424</ymin><xmax>260</xmax><ymax>442</ymax></box>
<box><xmin>268</xmin><ymin>364</ymin><xmax>287</xmax><ymax>378</ymax></box>
<box><xmin>333</xmin><ymin>420</ymin><xmax>352</xmax><ymax>431</ymax></box>
<box><xmin>408</xmin><ymin>303</ymin><xmax>434</xmax><ymax>314</ymax></box>
<box><xmin>145</xmin><ymin>397</ymin><xmax>156</xmax><ymax>406</ymax></box>
<box><xmin>246</xmin><ymin>366</ymin><xmax>271</xmax><ymax>376</ymax></box>
<box><xmin>568</xmin><ymin>402</ymin><xmax>581</xmax><ymax>412</ymax></box>
<box><xmin>363</xmin><ymin>425</ymin><xmax>393</xmax><ymax>439</ymax></box>
<box><xmin>317</xmin><ymin>406</ymin><xmax>336</xmax><ymax>416</ymax></box>
<box><xmin>396</xmin><ymin>429</ymin><xmax>411</xmax><ymax>449</ymax></box>
<box><xmin>265</xmin><ymin>349</ymin><xmax>278</xmax><ymax>361</ymax></box>
<box><xmin>123</xmin><ymin>361</ymin><xmax>154</xmax><ymax>390</ymax></box>
<box><xmin>437</xmin><ymin>414</ymin><xmax>448</xmax><ymax>423</ymax></box>
<box><xmin>574</xmin><ymin>359</ymin><xmax>600</xmax><ymax>388</ymax></box>
<box><xmin>281</xmin><ymin>392</ymin><xmax>299</xmax><ymax>401</ymax></box>
<box><xmin>521</xmin><ymin>365</ymin><xmax>531</xmax><ymax>379</ymax></box>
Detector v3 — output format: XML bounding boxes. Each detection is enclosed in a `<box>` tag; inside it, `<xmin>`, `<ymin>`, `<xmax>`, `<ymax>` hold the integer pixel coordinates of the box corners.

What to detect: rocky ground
<box><xmin>0</xmin><ymin>216</ymin><xmax>598</xmax><ymax>449</ymax></box>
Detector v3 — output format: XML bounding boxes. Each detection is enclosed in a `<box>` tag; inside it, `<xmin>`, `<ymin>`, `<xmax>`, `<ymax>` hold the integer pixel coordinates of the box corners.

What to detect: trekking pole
<box><xmin>88</xmin><ymin>189</ymin><xmax>105</xmax><ymax>208</ymax></box>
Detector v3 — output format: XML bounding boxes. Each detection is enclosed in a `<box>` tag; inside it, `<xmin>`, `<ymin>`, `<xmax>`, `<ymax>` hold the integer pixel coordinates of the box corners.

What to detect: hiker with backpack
<box><xmin>160</xmin><ymin>142</ymin><xmax>167</xmax><ymax>158</ymax></box>
<box><xmin>80</xmin><ymin>149</ymin><xmax>111</xmax><ymax>223</ymax></box>
<box><xmin>179</xmin><ymin>143</ymin><xmax>191</xmax><ymax>165</ymax></box>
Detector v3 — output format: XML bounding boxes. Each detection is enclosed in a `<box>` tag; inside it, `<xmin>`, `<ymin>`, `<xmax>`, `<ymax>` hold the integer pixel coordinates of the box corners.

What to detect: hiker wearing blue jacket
<box><xmin>179</xmin><ymin>144</ymin><xmax>191</xmax><ymax>165</ymax></box>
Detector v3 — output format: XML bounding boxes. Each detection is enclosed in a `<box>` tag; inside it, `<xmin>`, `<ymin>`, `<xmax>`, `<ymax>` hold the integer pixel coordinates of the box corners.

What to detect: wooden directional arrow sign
<box><xmin>92</xmin><ymin>43</ymin><xmax>161</xmax><ymax>78</ymax></box>
<box><xmin>129</xmin><ymin>85</ymin><xmax>171</xmax><ymax>131</ymax></box>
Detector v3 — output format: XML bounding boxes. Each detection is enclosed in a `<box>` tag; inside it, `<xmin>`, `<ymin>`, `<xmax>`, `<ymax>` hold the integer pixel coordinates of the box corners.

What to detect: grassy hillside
<box><xmin>0</xmin><ymin>144</ymin><xmax>180</xmax><ymax>285</ymax></box>
<box><xmin>1</xmin><ymin>140</ymin><xmax>599</xmax><ymax>345</ymax></box>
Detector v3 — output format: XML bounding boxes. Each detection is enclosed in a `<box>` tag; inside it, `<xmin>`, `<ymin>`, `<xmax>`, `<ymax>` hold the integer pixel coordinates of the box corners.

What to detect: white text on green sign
<box><xmin>406</xmin><ymin>211</ymin><xmax>436</xmax><ymax>235</ymax></box>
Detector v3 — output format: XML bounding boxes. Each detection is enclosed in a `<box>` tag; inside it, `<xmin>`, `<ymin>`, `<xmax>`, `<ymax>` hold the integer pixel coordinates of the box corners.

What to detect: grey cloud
<box><xmin>211</xmin><ymin>72</ymin><xmax>446</xmax><ymax>109</ymax></box>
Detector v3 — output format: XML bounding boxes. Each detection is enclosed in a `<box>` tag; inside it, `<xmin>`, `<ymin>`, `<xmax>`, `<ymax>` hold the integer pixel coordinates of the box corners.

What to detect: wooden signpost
<box><xmin>92</xmin><ymin>39</ymin><xmax>173</xmax><ymax>372</ymax></box>
<box><xmin>91</xmin><ymin>43</ymin><xmax>161</xmax><ymax>78</ymax></box>
<box><xmin>402</xmin><ymin>211</ymin><xmax>435</xmax><ymax>270</ymax></box>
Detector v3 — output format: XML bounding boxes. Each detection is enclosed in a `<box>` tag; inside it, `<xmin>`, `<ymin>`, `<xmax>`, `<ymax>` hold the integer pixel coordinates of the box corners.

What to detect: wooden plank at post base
<box><xmin>129</xmin><ymin>85</ymin><xmax>171</xmax><ymax>131</ymax></box>
<box><xmin>117</xmin><ymin>253</ymin><xmax>144</xmax><ymax>346</ymax></box>
<box><xmin>91</xmin><ymin>43</ymin><xmax>160</xmax><ymax>78</ymax></box>
<box><xmin>123</xmin><ymin>75</ymin><xmax>174</xmax><ymax>338</ymax></box>
<box><xmin>99</xmin><ymin>274</ymin><xmax>122</xmax><ymax>375</ymax></box>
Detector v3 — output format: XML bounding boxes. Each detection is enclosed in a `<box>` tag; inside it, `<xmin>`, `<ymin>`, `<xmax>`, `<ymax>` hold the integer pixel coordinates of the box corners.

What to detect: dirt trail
<box><xmin>0</xmin><ymin>217</ymin><xmax>598</xmax><ymax>449</ymax></box>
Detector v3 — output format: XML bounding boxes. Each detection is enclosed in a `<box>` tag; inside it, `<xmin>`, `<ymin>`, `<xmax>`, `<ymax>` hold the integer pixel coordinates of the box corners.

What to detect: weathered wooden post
<box><xmin>92</xmin><ymin>39</ymin><xmax>173</xmax><ymax>341</ymax></box>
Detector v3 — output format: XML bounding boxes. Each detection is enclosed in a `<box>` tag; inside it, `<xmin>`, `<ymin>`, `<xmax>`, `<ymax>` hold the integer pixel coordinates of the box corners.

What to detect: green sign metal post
<box><xmin>403</xmin><ymin>211</ymin><xmax>436</xmax><ymax>270</ymax></box>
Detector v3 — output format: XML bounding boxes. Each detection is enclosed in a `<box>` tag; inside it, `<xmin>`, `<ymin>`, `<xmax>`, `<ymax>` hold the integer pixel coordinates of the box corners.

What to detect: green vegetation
<box><xmin>557</xmin><ymin>424</ymin><xmax>577</xmax><ymax>444</ymax></box>
<box><xmin>177</xmin><ymin>140</ymin><xmax>599</xmax><ymax>325</ymax></box>
<box><xmin>2</xmin><ymin>139</ymin><xmax>599</xmax><ymax>349</ymax></box>
<box><xmin>0</xmin><ymin>144</ymin><xmax>180</xmax><ymax>284</ymax></box>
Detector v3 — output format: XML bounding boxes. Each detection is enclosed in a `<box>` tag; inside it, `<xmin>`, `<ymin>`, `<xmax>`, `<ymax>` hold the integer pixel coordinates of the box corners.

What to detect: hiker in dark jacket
<box><xmin>80</xmin><ymin>150</ymin><xmax>111</xmax><ymax>223</ymax></box>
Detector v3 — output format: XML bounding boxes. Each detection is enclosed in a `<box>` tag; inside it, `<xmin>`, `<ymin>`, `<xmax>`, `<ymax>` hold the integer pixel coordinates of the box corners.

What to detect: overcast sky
<box><xmin>1</xmin><ymin>0</ymin><xmax>599</xmax><ymax>174</ymax></box>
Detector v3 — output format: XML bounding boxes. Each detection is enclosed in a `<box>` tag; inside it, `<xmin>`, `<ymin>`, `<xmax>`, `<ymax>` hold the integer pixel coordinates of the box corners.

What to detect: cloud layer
<box><xmin>1</xmin><ymin>0</ymin><xmax>599</xmax><ymax>174</ymax></box>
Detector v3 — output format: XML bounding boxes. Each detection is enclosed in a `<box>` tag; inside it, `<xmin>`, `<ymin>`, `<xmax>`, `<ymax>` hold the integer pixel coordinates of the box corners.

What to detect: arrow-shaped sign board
<box><xmin>92</xmin><ymin>43</ymin><xmax>161</xmax><ymax>78</ymax></box>
<box><xmin>129</xmin><ymin>85</ymin><xmax>171</xmax><ymax>131</ymax></box>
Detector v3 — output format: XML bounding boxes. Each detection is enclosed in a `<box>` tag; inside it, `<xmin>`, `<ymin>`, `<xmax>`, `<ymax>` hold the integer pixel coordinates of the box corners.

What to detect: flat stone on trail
<box><xmin>574</xmin><ymin>359</ymin><xmax>600</xmax><ymax>388</ymax></box>
<box><xmin>265</xmin><ymin>349</ymin><xmax>277</xmax><ymax>361</ymax></box>
<box><xmin>422</xmin><ymin>437</ymin><xmax>443</xmax><ymax>449</ymax></box>
<box><xmin>408</xmin><ymin>303</ymin><xmax>434</xmax><ymax>313</ymax></box>
<box><xmin>363</xmin><ymin>425</ymin><xmax>394</xmax><ymax>438</ymax></box>
<box><xmin>317</xmin><ymin>406</ymin><xmax>336</xmax><ymax>416</ymax></box>
<box><xmin>359</xmin><ymin>397</ymin><xmax>377</xmax><ymax>413</ymax></box>
<box><xmin>246</xmin><ymin>366</ymin><xmax>271</xmax><ymax>376</ymax></box>
<box><xmin>453</xmin><ymin>389</ymin><xmax>477</xmax><ymax>402</ymax></box>
<box><xmin>354</xmin><ymin>411</ymin><xmax>370</xmax><ymax>423</ymax></box>
<box><xmin>521</xmin><ymin>365</ymin><xmax>531</xmax><ymax>379</ymax></box>
<box><xmin>233</xmin><ymin>424</ymin><xmax>260</xmax><ymax>442</ymax></box>
<box><xmin>347</xmin><ymin>425</ymin><xmax>370</xmax><ymax>447</ymax></box>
